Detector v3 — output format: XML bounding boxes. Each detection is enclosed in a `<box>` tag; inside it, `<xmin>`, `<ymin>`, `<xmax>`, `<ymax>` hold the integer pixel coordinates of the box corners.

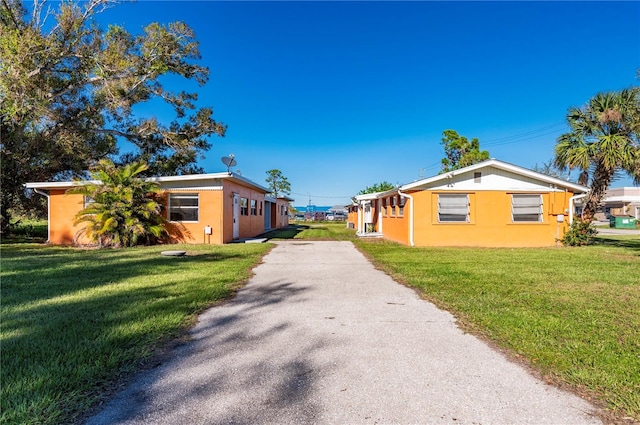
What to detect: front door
<box><xmin>233</xmin><ymin>193</ymin><xmax>240</xmax><ymax>239</ymax></box>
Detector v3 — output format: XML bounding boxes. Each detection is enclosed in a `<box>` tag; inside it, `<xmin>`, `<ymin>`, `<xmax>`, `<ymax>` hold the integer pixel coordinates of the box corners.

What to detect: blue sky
<box><xmin>100</xmin><ymin>1</ymin><xmax>639</xmax><ymax>206</ymax></box>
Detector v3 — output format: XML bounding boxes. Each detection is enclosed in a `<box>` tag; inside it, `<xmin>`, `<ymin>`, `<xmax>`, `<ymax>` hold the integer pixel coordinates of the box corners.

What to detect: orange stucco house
<box><xmin>25</xmin><ymin>172</ymin><xmax>293</xmax><ymax>245</ymax></box>
<box><xmin>350</xmin><ymin>159</ymin><xmax>589</xmax><ymax>247</ymax></box>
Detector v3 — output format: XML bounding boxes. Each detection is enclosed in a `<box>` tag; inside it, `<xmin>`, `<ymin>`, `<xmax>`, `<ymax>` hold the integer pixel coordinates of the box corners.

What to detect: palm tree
<box><xmin>555</xmin><ymin>87</ymin><xmax>640</xmax><ymax>222</ymax></box>
<box><xmin>69</xmin><ymin>160</ymin><xmax>167</xmax><ymax>247</ymax></box>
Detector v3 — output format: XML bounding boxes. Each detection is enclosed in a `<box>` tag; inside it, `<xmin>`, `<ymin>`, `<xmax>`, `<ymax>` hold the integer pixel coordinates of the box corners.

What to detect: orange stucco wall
<box><xmin>219</xmin><ymin>182</ymin><xmax>266</xmax><ymax>242</ymax></box>
<box><xmin>380</xmin><ymin>204</ymin><xmax>410</xmax><ymax>245</ymax></box>
<box><xmin>48</xmin><ymin>190</ymin><xmax>86</xmax><ymax>245</ymax></box>
<box><xmin>164</xmin><ymin>190</ymin><xmax>225</xmax><ymax>244</ymax></box>
<box><xmin>275</xmin><ymin>198</ymin><xmax>290</xmax><ymax>228</ymax></box>
<box><xmin>408</xmin><ymin>190</ymin><xmax>573</xmax><ymax>247</ymax></box>
<box><xmin>164</xmin><ymin>182</ymin><xmax>267</xmax><ymax>244</ymax></box>
<box><xmin>347</xmin><ymin>208</ymin><xmax>358</xmax><ymax>229</ymax></box>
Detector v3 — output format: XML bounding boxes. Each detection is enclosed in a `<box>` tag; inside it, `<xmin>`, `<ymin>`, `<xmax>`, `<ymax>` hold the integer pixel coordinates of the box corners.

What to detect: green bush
<box><xmin>561</xmin><ymin>219</ymin><xmax>598</xmax><ymax>246</ymax></box>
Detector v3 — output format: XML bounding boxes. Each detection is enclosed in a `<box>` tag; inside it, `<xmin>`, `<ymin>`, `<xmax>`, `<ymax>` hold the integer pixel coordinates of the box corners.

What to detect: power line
<box><xmin>482</xmin><ymin>122</ymin><xmax>567</xmax><ymax>147</ymax></box>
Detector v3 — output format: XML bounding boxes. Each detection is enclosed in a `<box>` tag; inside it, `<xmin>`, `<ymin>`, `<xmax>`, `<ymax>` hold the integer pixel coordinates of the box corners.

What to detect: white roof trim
<box><xmin>400</xmin><ymin>159</ymin><xmax>588</xmax><ymax>193</ymax></box>
<box><xmin>24</xmin><ymin>180</ymin><xmax>100</xmax><ymax>189</ymax></box>
<box><xmin>354</xmin><ymin>193</ymin><xmax>380</xmax><ymax>201</ymax></box>
<box><xmin>24</xmin><ymin>171</ymin><xmax>270</xmax><ymax>193</ymax></box>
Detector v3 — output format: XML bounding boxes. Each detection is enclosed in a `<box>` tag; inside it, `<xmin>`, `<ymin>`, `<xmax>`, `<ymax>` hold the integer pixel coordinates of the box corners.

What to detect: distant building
<box><xmin>595</xmin><ymin>187</ymin><xmax>640</xmax><ymax>220</ymax></box>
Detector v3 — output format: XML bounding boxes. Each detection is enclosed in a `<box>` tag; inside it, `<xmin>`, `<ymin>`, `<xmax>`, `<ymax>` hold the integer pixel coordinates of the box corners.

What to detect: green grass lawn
<box><xmin>0</xmin><ymin>242</ymin><xmax>271</xmax><ymax>425</ymax></box>
<box><xmin>354</xmin><ymin>235</ymin><xmax>640</xmax><ymax>420</ymax></box>
<box><xmin>262</xmin><ymin>222</ymin><xmax>357</xmax><ymax>240</ymax></box>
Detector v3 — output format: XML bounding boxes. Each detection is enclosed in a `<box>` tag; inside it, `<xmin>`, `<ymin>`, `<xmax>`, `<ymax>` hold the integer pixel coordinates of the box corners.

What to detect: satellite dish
<box><xmin>221</xmin><ymin>154</ymin><xmax>237</xmax><ymax>173</ymax></box>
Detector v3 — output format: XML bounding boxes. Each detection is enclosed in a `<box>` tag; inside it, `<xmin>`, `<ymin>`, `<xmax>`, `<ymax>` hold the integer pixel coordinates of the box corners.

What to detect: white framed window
<box><xmin>398</xmin><ymin>196</ymin><xmax>405</xmax><ymax>217</ymax></box>
<box><xmin>438</xmin><ymin>194</ymin><xmax>469</xmax><ymax>222</ymax></box>
<box><xmin>240</xmin><ymin>197</ymin><xmax>248</xmax><ymax>216</ymax></box>
<box><xmin>512</xmin><ymin>194</ymin><xmax>543</xmax><ymax>222</ymax></box>
<box><xmin>382</xmin><ymin>198</ymin><xmax>387</xmax><ymax>216</ymax></box>
<box><xmin>169</xmin><ymin>193</ymin><xmax>199</xmax><ymax>222</ymax></box>
<box><xmin>83</xmin><ymin>196</ymin><xmax>95</xmax><ymax>208</ymax></box>
<box><xmin>391</xmin><ymin>196</ymin><xmax>397</xmax><ymax>217</ymax></box>
<box><xmin>251</xmin><ymin>199</ymin><xmax>257</xmax><ymax>216</ymax></box>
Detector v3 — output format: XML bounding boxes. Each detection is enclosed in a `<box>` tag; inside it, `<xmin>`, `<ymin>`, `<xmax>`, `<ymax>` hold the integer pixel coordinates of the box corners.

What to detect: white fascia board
<box><xmin>354</xmin><ymin>193</ymin><xmax>380</xmax><ymax>201</ymax></box>
<box><xmin>355</xmin><ymin>188</ymin><xmax>398</xmax><ymax>201</ymax></box>
<box><xmin>25</xmin><ymin>172</ymin><xmax>271</xmax><ymax>193</ymax></box>
<box><xmin>24</xmin><ymin>180</ymin><xmax>100</xmax><ymax>190</ymax></box>
<box><xmin>152</xmin><ymin>172</ymin><xmax>271</xmax><ymax>193</ymax></box>
<box><xmin>400</xmin><ymin>159</ymin><xmax>589</xmax><ymax>193</ymax></box>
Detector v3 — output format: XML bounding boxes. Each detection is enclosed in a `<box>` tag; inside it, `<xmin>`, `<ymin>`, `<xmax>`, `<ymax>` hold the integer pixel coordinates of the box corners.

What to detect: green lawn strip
<box><xmin>0</xmin><ymin>242</ymin><xmax>271</xmax><ymax>425</ymax></box>
<box><xmin>264</xmin><ymin>222</ymin><xmax>356</xmax><ymax>241</ymax></box>
<box><xmin>354</xmin><ymin>238</ymin><xmax>640</xmax><ymax>419</ymax></box>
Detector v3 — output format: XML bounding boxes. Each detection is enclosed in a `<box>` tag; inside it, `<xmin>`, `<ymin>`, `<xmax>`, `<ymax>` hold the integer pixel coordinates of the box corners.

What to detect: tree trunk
<box><xmin>581</xmin><ymin>161</ymin><xmax>613</xmax><ymax>222</ymax></box>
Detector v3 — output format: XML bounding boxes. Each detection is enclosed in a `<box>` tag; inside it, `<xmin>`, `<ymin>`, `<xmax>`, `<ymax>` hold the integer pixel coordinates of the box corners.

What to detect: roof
<box><xmin>24</xmin><ymin>172</ymin><xmax>271</xmax><ymax>193</ymax></box>
<box><xmin>400</xmin><ymin>159</ymin><xmax>589</xmax><ymax>193</ymax></box>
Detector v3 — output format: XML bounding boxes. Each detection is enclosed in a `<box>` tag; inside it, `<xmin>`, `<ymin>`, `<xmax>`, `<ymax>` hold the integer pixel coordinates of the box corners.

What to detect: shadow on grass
<box><xmin>260</xmin><ymin>224</ymin><xmax>309</xmax><ymax>240</ymax></box>
<box><xmin>1</xmin><ymin>235</ymin><xmax>47</xmax><ymax>244</ymax></box>
<box><xmin>0</xmin><ymin>243</ymin><xmax>269</xmax><ymax>425</ymax></box>
<box><xmin>593</xmin><ymin>236</ymin><xmax>640</xmax><ymax>251</ymax></box>
<box><xmin>1</xmin><ymin>246</ymin><xmax>249</xmax><ymax>305</ymax></box>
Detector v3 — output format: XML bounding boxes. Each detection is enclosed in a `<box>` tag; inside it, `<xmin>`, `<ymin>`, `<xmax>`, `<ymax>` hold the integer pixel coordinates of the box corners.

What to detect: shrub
<box><xmin>561</xmin><ymin>219</ymin><xmax>598</xmax><ymax>246</ymax></box>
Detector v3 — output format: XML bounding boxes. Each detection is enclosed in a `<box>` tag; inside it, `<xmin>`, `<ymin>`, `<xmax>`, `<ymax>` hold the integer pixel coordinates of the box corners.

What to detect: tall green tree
<box><xmin>69</xmin><ymin>160</ymin><xmax>167</xmax><ymax>247</ymax></box>
<box><xmin>555</xmin><ymin>88</ymin><xmax>640</xmax><ymax>222</ymax></box>
<box><xmin>440</xmin><ymin>129</ymin><xmax>490</xmax><ymax>173</ymax></box>
<box><xmin>357</xmin><ymin>181</ymin><xmax>395</xmax><ymax>195</ymax></box>
<box><xmin>265</xmin><ymin>169</ymin><xmax>291</xmax><ymax>198</ymax></box>
<box><xmin>0</xmin><ymin>0</ymin><xmax>226</xmax><ymax>234</ymax></box>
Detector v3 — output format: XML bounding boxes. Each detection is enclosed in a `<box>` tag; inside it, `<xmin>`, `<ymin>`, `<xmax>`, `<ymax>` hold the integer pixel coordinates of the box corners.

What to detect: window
<box><xmin>474</xmin><ymin>172</ymin><xmax>482</xmax><ymax>183</ymax></box>
<box><xmin>391</xmin><ymin>196</ymin><xmax>397</xmax><ymax>216</ymax></box>
<box><xmin>83</xmin><ymin>196</ymin><xmax>95</xmax><ymax>209</ymax></box>
<box><xmin>169</xmin><ymin>193</ymin><xmax>199</xmax><ymax>222</ymax></box>
<box><xmin>240</xmin><ymin>198</ymin><xmax>248</xmax><ymax>216</ymax></box>
<box><xmin>259</xmin><ymin>201</ymin><xmax>263</xmax><ymax>216</ymax></box>
<box><xmin>382</xmin><ymin>198</ymin><xmax>387</xmax><ymax>216</ymax></box>
<box><xmin>512</xmin><ymin>194</ymin><xmax>542</xmax><ymax>222</ymax></box>
<box><xmin>438</xmin><ymin>194</ymin><xmax>469</xmax><ymax>222</ymax></box>
<box><xmin>251</xmin><ymin>199</ymin><xmax>257</xmax><ymax>216</ymax></box>
<box><xmin>398</xmin><ymin>196</ymin><xmax>405</xmax><ymax>217</ymax></box>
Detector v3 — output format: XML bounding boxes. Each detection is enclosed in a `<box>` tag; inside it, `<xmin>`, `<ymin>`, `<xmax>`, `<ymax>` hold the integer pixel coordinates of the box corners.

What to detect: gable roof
<box><xmin>400</xmin><ymin>159</ymin><xmax>588</xmax><ymax>193</ymax></box>
<box><xmin>24</xmin><ymin>172</ymin><xmax>270</xmax><ymax>193</ymax></box>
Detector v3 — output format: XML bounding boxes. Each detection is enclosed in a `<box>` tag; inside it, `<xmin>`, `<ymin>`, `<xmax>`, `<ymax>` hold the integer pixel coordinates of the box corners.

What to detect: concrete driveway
<box><xmin>86</xmin><ymin>241</ymin><xmax>601</xmax><ymax>424</ymax></box>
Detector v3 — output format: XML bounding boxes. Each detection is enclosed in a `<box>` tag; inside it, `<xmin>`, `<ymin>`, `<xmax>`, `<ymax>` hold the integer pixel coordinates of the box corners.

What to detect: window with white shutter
<box><xmin>438</xmin><ymin>194</ymin><xmax>469</xmax><ymax>222</ymax></box>
<box><xmin>512</xmin><ymin>194</ymin><xmax>543</xmax><ymax>222</ymax></box>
